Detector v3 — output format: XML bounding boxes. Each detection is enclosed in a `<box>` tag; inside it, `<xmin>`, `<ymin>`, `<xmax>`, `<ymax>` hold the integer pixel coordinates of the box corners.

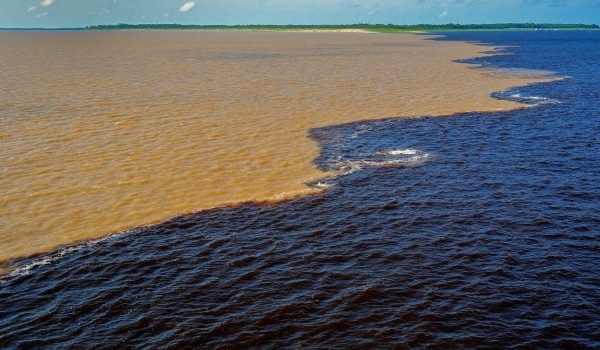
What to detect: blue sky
<box><xmin>1</xmin><ymin>0</ymin><xmax>598</xmax><ymax>28</ymax></box>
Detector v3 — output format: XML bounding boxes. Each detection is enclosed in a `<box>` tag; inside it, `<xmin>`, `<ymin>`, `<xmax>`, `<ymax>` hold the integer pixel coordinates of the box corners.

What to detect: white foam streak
<box><xmin>376</xmin><ymin>148</ymin><xmax>420</xmax><ymax>156</ymax></box>
<box><xmin>2</xmin><ymin>235</ymin><xmax>118</xmax><ymax>280</ymax></box>
<box><xmin>509</xmin><ymin>93</ymin><xmax>560</xmax><ymax>107</ymax></box>
<box><xmin>327</xmin><ymin>148</ymin><xmax>430</xmax><ymax>177</ymax></box>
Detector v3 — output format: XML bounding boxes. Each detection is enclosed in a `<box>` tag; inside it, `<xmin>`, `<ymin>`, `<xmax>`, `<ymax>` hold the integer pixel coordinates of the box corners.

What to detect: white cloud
<box><xmin>438</xmin><ymin>10</ymin><xmax>448</xmax><ymax>17</ymax></box>
<box><xmin>35</xmin><ymin>12</ymin><xmax>48</xmax><ymax>18</ymax></box>
<box><xmin>163</xmin><ymin>13</ymin><xmax>170</xmax><ymax>17</ymax></box>
<box><xmin>179</xmin><ymin>2</ymin><xmax>196</xmax><ymax>12</ymax></box>
<box><xmin>40</xmin><ymin>0</ymin><xmax>54</xmax><ymax>7</ymax></box>
<box><xmin>28</xmin><ymin>6</ymin><xmax>37</xmax><ymax>12</ymax></box>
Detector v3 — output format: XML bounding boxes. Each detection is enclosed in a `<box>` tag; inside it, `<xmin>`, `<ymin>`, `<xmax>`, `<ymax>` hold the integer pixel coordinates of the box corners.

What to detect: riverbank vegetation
<box><xmin>85</xmin><ymin>23</ymin><xmax>599</xmax><ymax>32</ymax></box>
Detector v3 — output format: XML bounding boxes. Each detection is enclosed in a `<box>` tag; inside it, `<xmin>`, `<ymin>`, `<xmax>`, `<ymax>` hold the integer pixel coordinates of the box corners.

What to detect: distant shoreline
<box><xmin>1</xmin><ymin>23</ymin><xmax>598</xmax><ymax>32</ymax></box>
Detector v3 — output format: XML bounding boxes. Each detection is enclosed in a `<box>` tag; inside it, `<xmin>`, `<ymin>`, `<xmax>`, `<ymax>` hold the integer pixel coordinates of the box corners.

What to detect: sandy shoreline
<box><xmin>0</xmin><ymin>30</ymin><xmax>555</xmax><ymax>269</ymax></box>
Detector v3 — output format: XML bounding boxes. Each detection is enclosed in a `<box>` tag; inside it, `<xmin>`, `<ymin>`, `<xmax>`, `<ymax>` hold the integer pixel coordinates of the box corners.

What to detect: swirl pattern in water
<box><xmin>1</xmin><ymin>30</ymin><xmax>599</xmax><ymax>348</ymax></box>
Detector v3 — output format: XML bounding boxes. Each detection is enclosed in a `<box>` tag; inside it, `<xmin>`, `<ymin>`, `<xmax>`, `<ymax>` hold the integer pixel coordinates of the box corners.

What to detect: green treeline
<box><xmin>86</xmin><ymin>23</ymin><xmax>599</xmax><ymax>32</ymax></box>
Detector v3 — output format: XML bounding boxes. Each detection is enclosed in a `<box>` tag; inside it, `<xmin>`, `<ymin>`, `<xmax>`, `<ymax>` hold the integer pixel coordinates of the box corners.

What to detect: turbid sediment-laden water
<box><xmin>0</xmin><ymin>30</ymin><xmax>548</xmax><ymax>263</ymax></box>
<box><xmin>2</xmin><ymin>30</ymin><xmax>599</xmax><ymax>348</ymax></box>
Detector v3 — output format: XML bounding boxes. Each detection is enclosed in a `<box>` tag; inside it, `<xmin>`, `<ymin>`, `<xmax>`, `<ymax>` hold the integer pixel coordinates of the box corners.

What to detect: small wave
<box><xmin>508</xmin><ymin>93</ymin><xmax>560</xmax><ymax>107</ymax></box>
<box><xmin>374</xmin><ymin>148</ymin><xmax>421</xmax><ymax>156</ymax></box>
<box><xmin>496</xmin><ymin>90</ymin><xmax>561</xmax><ymax>107</ymax></box>
<box><xmin>311</xmin><ymin>181</ymin><xmax>335</xmax><ymax>189</ymax></box>
<box><xmin>1</xmin><ymin>234</ymin><xmax>121</xmax><ymax>280</ymax></box>
<box><xmin>1</xmin><ymin>249</ymin><xmax>74</xmax><ymax>280</ymax></box>
<box><xmin>349</xmin><ymin>125</ymin><xmax>373</xmax><ymax>139</ymax></box>
<box><xmin>328</xmin><ymin>148</ymin><xmax>430</xmax><ymax>175</ymax></box>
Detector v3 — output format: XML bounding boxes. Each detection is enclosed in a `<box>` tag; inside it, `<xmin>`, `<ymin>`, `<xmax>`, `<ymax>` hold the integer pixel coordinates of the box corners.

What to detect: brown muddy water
<box><xmin>0</xmin><ymin>30</ymin><xmax>548</xmax><ymax>263</ymax></box>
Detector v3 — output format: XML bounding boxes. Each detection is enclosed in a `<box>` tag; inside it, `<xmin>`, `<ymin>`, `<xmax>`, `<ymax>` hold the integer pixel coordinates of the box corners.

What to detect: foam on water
<box><xmin>2</xmin><ymin>30</ymin><xmax>599</xmax><ymax>349</ymax></box>
<box><xmin>1</xmin><ymin>31</ymin><xmax>546</xmax><ymax>264</ymax></box>
<box><xmin>502</xmin><ymin>91</ymin><xmax>562</xmax><ymax>107</ymax></box>
<box><xmin>375</xmin><ymin>148</ymin><xmax>421</xmax><ymax>156</ymax></box>
<box><xmin>1</xmin><ymin>234</ymin><xmax>117</xmax><ymax>279</ymax></box>
<box><xmin>327</xmin><ymin>148</ymin><xmax>430</xmax><ymax>176</ymax></box>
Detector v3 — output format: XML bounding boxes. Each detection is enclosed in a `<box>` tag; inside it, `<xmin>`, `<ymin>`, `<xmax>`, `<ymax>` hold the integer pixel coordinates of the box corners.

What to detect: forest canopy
<box><xmin>85</xmin><ymin>23</ymin><xmax>599</xmax><ymax>32</ymax></box>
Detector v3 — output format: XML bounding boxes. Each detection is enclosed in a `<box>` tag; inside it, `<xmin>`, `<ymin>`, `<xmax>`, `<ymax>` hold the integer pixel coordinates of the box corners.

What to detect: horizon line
<box><xmin>1</xmin><ymin>22</ymin><xmax>599</xmax><ymax>31</ymax></box>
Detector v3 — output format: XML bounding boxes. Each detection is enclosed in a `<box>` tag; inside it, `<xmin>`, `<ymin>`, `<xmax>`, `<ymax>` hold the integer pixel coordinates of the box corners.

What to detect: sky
<box><xmin>0</xmin><ymin>0</ymin><xmax>598</xmax><ymax>28</ymax></box>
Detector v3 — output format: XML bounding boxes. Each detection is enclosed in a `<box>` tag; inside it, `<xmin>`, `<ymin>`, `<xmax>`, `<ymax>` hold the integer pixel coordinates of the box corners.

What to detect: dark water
<box><xmin>1</xmin><ymin>31</ymin><xmax>599</xmax><ymax>349</ymax></box>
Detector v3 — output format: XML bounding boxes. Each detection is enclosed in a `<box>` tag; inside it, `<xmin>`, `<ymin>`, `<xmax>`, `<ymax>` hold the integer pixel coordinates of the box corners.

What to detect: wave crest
<box><xmin>329</xmin><ymin>148</ymin><xmax>430</xmax><ymax>175</ymax></box>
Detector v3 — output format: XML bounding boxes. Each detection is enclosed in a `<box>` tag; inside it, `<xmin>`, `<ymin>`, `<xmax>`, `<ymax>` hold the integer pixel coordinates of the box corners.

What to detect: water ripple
<box><xmin>1</xmin><ymin>30</ymin><xmax>600</xmax><ymax>349</ymax></box>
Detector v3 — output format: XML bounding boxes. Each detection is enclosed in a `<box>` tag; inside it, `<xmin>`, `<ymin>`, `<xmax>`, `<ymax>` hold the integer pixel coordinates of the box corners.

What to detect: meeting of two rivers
<box><xmin>1</xmin><ymin>30</ymin><xmax>599</xmax><ymax>348</ymax></box>
<box><xmin>0</xmin><ymin>30</ymin><xmax>547</xmax><ymax>263</ymax></box>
